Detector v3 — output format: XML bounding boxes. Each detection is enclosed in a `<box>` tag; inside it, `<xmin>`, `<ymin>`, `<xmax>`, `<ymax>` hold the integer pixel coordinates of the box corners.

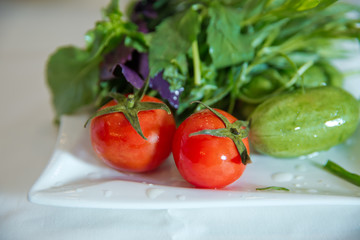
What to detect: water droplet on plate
<box><xmin>103</xmin><ymin>190</ymin><xmax>113</xmax><ymax>197</ymax></box>
<box><xmin>176</xmin><ymin>194</ymin><xmax>186</xmax><ymax>201</ymax></box>
<box><xmin>146</xmin><ymin>188</ymin><xmax>164</xmax><ymax>199</ymax></box>
<box><xmin>271</xmin><ymin>172</ymin><xmax>294</xmax><ymax>182</ymax></box>
<box><xmin>295</xmin><ymin>164</ymin><xmax>307</xmax><ymax>172</ymax></box>
<box><xmin>295</xmin><ymin>175</ymin><xmax>304</xmax><ymax>180</ymax></box>
<box><xmin>54</xmin><ymin>181</ymin><xmax>64</xmax><ymax>187</ymax></box>
<box><xmin>306</xmin><ymin>189</ymin><xmax>318</xmax><ymax>193</ymax></box>
<box><xmin>87</xmin><ymin>172</ymin><xmax>101</xmax><ymax>180</ymax></box>
<box><xmin>307</xmin><ymin>152</ymin><xmax>319</xmax><ymax>158</ymax></box>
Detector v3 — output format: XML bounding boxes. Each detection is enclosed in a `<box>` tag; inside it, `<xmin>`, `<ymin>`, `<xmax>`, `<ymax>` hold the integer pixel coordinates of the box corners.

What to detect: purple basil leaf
<box><xmin>106</xmin><ymin>44</ymin><xmax>133</xmax><ymax>65</ymax></box>
<box><xmin>100</xmin><ymin>47</ymin><xmax>183</xmax><ymax>108</ymax></box>
<box><xmin>150</xmin><ymin>72</ymin><xmax>184</xmax><ymax>108</ymax></box>
<box><xmin>136</xmin><ymin>22</ymin><xmax>149</xmax><ymax>33</ymax></box>
<box><xmin>138</xmin><ymin>53</ymin><xmax>150</xmax><ymax>79</ymax></box>
<box><xmin>119</xmin><ymin>64</ymin><xmax>144</xmax><ymax>89</ymax></box>
<box><xmin>100</xmin><ymin>43</ymin><xmax>134</xmax><ymax>80</ymax></box>
<box><xmin>142</xmin><ymin>8</ymin><xmax>157</xmax><ymax>19</ymax></box>
<box><xmin>130</xmin><ymin>0</ymin><xmax>158</xmax><ymax>33</ymax></box>
<box><xmin>99</xmin><ymin>62</ymin><xmax>115</xmax><ymax>81</ymax></box>
<box><xmin>135</xmin><ymin>53</ymin><xmax>183</xmax><ymax>108</ymax></box>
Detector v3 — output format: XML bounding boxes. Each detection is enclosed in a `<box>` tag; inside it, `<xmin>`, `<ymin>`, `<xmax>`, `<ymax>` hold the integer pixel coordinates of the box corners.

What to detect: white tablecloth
<box><xmin>1</xmin><ymin>0</ymin><xmax>359</xmax><ymax>239</ymax></box>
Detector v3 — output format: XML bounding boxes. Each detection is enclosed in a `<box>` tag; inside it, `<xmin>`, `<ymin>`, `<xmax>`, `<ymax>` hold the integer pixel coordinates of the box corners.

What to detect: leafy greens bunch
<box><xmin>47</xmin><ymin>0</ymin><xmax>360</xmax><ymax>120</ymax></box>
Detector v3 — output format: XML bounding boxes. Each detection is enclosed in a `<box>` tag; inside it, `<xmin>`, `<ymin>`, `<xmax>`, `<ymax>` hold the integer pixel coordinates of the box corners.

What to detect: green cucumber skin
<box><xmin>249</xmin><ymin>86</ymin><xmax>360</xmax><ymax>158</ymax></box>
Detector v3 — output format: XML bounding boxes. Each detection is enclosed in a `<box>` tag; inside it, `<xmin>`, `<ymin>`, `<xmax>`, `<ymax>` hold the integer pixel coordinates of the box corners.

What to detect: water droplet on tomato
<box><xmin>147</xmin><ymin>134</ymin><xmax>159</xmax><ymax>144</ymax></box>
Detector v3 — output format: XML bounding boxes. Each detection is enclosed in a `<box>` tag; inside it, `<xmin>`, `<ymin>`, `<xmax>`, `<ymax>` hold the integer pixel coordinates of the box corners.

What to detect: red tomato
<box><xmin>90</xmin><ymin>95</ymin><xmax>176</xmax><ymax>172</ymax></box>
<box><xmin>172</xmin><ymin>109</ymin><xmax>250</xmax><ymax>188</ymax></box>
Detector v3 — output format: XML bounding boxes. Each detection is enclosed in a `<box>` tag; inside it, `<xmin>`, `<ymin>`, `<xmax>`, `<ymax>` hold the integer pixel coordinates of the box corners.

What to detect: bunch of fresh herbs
<box><xmin>47</xmin><ymin>0</ymin><xmax>360</xmax><ymax>120</ymax></box>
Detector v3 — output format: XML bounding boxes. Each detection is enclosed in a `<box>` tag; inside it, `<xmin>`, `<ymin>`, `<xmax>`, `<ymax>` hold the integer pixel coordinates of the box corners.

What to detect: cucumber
<box><xmin>249</xmin><ymin>86</ymin><xmax>360</xmax><ymax>158</ymax></box>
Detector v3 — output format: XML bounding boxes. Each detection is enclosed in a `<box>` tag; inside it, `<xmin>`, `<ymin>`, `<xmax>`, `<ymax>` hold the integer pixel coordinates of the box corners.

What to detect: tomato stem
<box><xmin>190</xmin><ymin>101</ymin><xmax>251</xmax><ymax>165</ymax></box>
<box><xmin>84</xmin><ymin>92</ymin><xmax>172</xmax><ymax>141</ymax></box>
<box><xmin>127</xmin><ymin>95</ymin><xmax>136</xmax><ymax>109</ymax></box>
<box><xmin>230</xmin><ymin>128</ymin><xmax>240</xmax><ymax>135</ymax></box>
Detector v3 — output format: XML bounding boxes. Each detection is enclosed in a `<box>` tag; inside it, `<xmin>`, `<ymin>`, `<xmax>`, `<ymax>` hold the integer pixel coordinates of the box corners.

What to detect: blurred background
<box><xmin>0</xmin><ymin>0</ymin><xmax>119</xmax><ymax>195</ymax></box>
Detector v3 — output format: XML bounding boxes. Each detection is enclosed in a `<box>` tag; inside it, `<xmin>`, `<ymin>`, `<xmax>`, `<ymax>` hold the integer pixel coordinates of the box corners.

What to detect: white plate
<box><xmin>29</xmin><ymin>56</ymin><xmax>360</xmax><ymax>209</ymax></box>
<box><xmin>28</xmin><ymin>114</ymin><xmax>360</xmax><ymax>209</ymax></box>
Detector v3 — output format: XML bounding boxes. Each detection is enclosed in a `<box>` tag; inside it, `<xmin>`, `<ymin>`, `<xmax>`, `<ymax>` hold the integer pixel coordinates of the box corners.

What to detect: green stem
<box><xmin>323</xmin><ymin>160</ymin><xmax>360</xmax><ymax>187</ymax></box>
<box><xmin>228</xmin><ymin>95</ymin><xmax>236</xmax><ymax>114</ymax></box>
<box><xmin>192</xmin><ymin>40</ymin><xmax>201</xmax><ymax>86</ymax></box>
<box><xmin>136</xmin><ymin>75</ymin><xmax>150</xmax><ymax>102</ymax></box>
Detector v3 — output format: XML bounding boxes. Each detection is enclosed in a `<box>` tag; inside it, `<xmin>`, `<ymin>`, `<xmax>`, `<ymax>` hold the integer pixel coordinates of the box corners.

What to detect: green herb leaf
<box><xmin>323</xmin><ymin>160</ymin><xmax>360</xmax><ymax>187</ymax></box>
<box><xmin>102</xmin><ymin>0</ymin><xmax>121</xmax><ymax>16</ymax></box>
<box><xmin>47</xmin><ymin>47</ymin><xmax>100</xmax><ymax>118</ymax></box>
<box><xmin>291</xmin><ymin>0</ymin><xmax>322</xmax><ymax>12</ymax></box>
<box><xmin>256</xmin><ymin>186</ymin><xmax>290</xmax><ymax>191</ymax></box>
<box><xmin>207</xmin><ymin>3</ymin><xmax>254</xmax><ymax>68</ymax></box>
<box><xmin>162</xmin><ymin>53</ymin><xmax>188</xmax><ymax>91</ymax></box>
<box><xmin>149</xmin><ymin>8</ymin><xmax>201</xmax><ymax>77</ymax></box>
<box><xmin>47</xmin><ymin>2</ymin><xmax>146</xmax><ymax>118</ymax></box>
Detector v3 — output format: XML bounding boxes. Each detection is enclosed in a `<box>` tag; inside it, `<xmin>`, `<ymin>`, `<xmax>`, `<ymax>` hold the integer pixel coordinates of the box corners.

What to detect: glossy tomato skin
<box><xmin>90</xmin><ymin>95</ymin><xmax>176</xmax><ymax>173</ymax></box>
<box><xmin>172</xmin><ymin>109</ymin><xmax>249</xmax><ymax>188</ymax></box>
